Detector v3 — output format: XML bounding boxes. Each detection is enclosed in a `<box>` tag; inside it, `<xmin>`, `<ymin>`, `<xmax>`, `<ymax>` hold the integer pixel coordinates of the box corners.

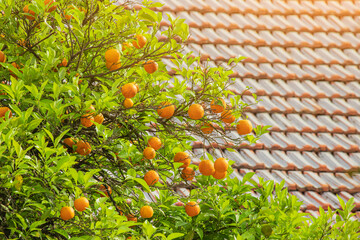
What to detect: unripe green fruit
<box><xmin>261</xmin><ymin>224</ymin><xmax>273</xmax><ymax>237</ymax></box>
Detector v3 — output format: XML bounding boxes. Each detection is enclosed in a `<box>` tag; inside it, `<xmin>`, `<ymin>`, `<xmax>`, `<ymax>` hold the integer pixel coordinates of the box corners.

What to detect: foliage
<box><xmin>0</xmin><ymin>0</ymin><xmax>359</xmax><ymax>239</ymax></box>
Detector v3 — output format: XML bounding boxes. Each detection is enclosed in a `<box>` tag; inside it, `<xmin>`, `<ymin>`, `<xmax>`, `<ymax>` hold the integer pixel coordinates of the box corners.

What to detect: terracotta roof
<box><xmin>149</xmin><ymin>0</ymin><xmax>360</xmax><ymax>219</ymax></box>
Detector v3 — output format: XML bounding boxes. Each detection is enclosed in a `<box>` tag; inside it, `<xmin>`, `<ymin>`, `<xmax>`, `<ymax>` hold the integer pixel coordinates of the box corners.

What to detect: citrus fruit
<box><xmin>188</xmin><ymin>104</ymin><xmax>204</xmax><ymax>120</ymax></box>
<box><xmin>59</xmin><ymin>58</ymin><xmax>67</xmax><ymax>67</ymax></box>
<box><xmin>63</xmin><ymin>137</ymin><xmax>75</xmax><ymax>148</ymax></box>
<box><xmin>221</xmin><ymin>110</ymin><xmax>235</xmax><ymax>124</ymax></box>
<box><xmin>60</xmin><ymin>206</ymin><xmax>75</xmax><ymax>220</ymax></box>
<box><xmin>181</xmin><ymin>167</ymin><xmax>195</xmax><ymax>181</ymax></box>
<box><xmin>64</xmin><ymin>6</ymin><xmax>74</xmax><ymax>20</ymax></box>
<box><xmin>121</xmin><ymin>83</ymin><xmax>137</xmax><ymax>98</ymax></box>
<box><xmin>76</xmin><ymin>140</ymin><xmax>91</xmax><ymax>155</ymax></box>
<box><xmin>147</xmin><ymin>137</ymin><xmax>161</xmax><ymax>150</ymax></box>
<box><xmin>0</xmin><ymin>107</ymin><xmax>11</xmax><ymax>119</ymax></box>
<box><xmin>157</xmin><ymin>102</ymin><xmax>175</xmax><ymax>119</ymax></box>
<box><xmin>106</xmin><ymin>60</ymin><xmax>121</xmax><ymax>71</ymax></box>
<box><xmin>94</xmin><ymin>113</ymin><xmax>104</xmax><ymax>124</ymax></box>
<box><xmin>143</xmin><ymin>147</ymin><xmax>156</xmax><ymax>160</ymax></box>
<box><xmin>236</xmin><ymin>119</ymin><xmax>253</xmax><ymax>135</ymax></box>
<box><xmin>74</xmin><ymin>197</ymin><xmax>89</xmax><ymax>212</ymax></box>
<box><xmin>86</xmin><ymin>105</ymin><xmax>95</xmax><ymax>113</ymax></box>
<box><xmin>201</xmin><ymin>123</ymin><xmax>213</xmax><ymax>134</ymax></box>
<box><xmin>81</xmin><ymin>114</ymin><xmax>94</xmax><ymax>128</ymax></box>
<box><xmin>198</xmin><ymin>160</ymin><xmax>215</xmax><ymax>176</ymax></box>
<box><xmin>211</xmin><ymin>98</ymin><xmax>226</xmax><ymax>113</ymax></box>
<box><xmin>132</xmin><ymin>34</ymin><xmax>147</xmax><ymax>49</ymax></box>
<box><xmin>123</xmin><ymin>98</ymin><xmax>134</xmax><ymax>108</ymax></box>
<box><xmin>144</xmin><ymin>60</ymin><xmax>158</xmax><ymax>74</ymax></box>
<box><xmin>23</xmin><ymin>5</ymin><xmax>36</xmax><ymax>20</ymax></box>
<box><xmin>261</xmin><ymin>224</ymin><xmax>273</xmax><ymax>237</ymax></box>
<box><xmin>174</xmin><ymin>152</ymin><xmax>191</xmax><ymax>168</ymax></box>
<box><xmin>126</xmin><ymin>214</ymin><xmax>137</xmax><ymax>222</ymax></box>
<box><xmin>212</xmin><ymin>171</ymin><xmax>227</xmax><ymax>180</ymax></box>
<box><xmin>132</xmin><ymin>82</ymin><xmax>139</xmax><ymax>92</ymax></box>
<box><xmin>144</xmin><ymin>170</ymin><xmax>159</xmax><ymax>186</ymax></box>
<box><xmin>9</xmin><ymin>62</ymin><xmax>20</xmax><ymax>78</ymax></box>
<box><xmin>0</xmin><ymin>51</ymin><xmax>6</xmax><ymax>63</ymax></box>
<box><xmin>214</xmin><ymin>157</ymin><xmax>228</xmax><ymax>172</ymax></box>
<box><xmin>99</xmin><ymin>184</ymin><xmax>112</xmax><ymax>197</ymax></box>
<box><xmin>185</xmin><ymin>201</ymin><xmax>200</xmax><ymax>217</ymax></box>
<box><xmin>105</xmin><ymin>49</ymin><xmax>120</xmax><ymax>63</ymax></box>
<box><xmin>14</xmin><ymin>175</ymin><xmax>23</xmax><ymax>190</ymax></box>
<box><xmin>44</xmin><ymin>0</ymin><xmax>56</xmax><ymax>12</ymax></box>
<box><xmin>140</xmin><ymin>206</ymin><xmax>153</xmax><ymax>218</ymax></box>
<box><xmin>122</xmin><ymin>42</ymin><xmax>132</xmax><ymax>52</ymax></box>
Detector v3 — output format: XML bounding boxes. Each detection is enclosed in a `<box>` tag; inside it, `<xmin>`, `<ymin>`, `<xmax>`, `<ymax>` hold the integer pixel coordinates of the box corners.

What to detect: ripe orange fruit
<box><xmin>147</xmin><ymin>137</ymin><xmax>161</xmax><ymax>150</ymax></box>
<box><xmin>126</xmin><ymin>214</ymin><xmax>137</xmax><ymax>222</ymax></box>
<box><xmin>23</xmin><ymin>5</ymin><xmax>36</xmax><ymax>20</ymax></box>
<box><xmin>121</xmin><ymin>83</ymin><xmax>137</xmax><ymax>98</ymax></box>
<box><xmin>140</xmin><ymin>206</ymin><xmax>153</xmax><ymax>218</ymax></box>
<box><xmin>132</xmin><ymin>34</ymin><xmax>147</xmax><ymax>49</ymax></box>
<box><xmin>211</xmin><ymin>98</ymin><xmax>226</xmax><ymax>113</ymax></box>
<box><xmin>201</xmin><ymin>123</ymin><xmax>213</xmax><ymax>134</ymax></box>
<box><xmin>0</xmin><ymin>107</ymin><xmax>11</xmax><ymax>119</ymax></box>
<box><xmin>9</xmin><ymin>62</ymin><xmax>20</xmax><ymax>78</ymax></box>
<box><xmin>64</xmin><ymin>5</ymin><xmax>75</xmax><ymax>20</ymax></box>
<box><xmin>44</xmin><ymin>0</ymin><xmax>56</xmax><ymax>12</ymax></box>
<box><xmin>74</xmin><ymin>197</ymin><xmax>89</xmax><ymax>212</ymax></box>
<box><xmin>86</xmin><ymin>105</ymin><xmax>95</xmax><ymax>114</ymax></box>
<box><xmin>59</xmin><ymin>58</ymin><xmax>68</xmax><ymax>67</ymax></box>
<box><xmin>221</xmin><ymin>110</ymin><xmax>235</xmax><ymax>124</ymax></box>
<box><xmin>198</xmin><ymin>160</ymin><xmax>215</xmax><ymax>176</ymax></box>
<box><xmin>99</xmin><ymin>184</ymin><xmax>112</xmax><ymax>197</ymax></box>
<box><xmin>214</xmin><ymin>157</ymin><xmax>228</xmax><ymax>172</ymax></box>
<box><xmin>122</xmin><ymin>42</ymin><xmax>132</xmax><ymax>52</ymax></box>
<box><xmin>76</xmin><ymin>140</ymin><xmax>91</xmax><ymax>155</ymax></box>
<box><xmin>81</xmin><ymin>114</ymin><xmax>94</xmax><ymax>128</ymax></box>
<box><xmin>157</xmin><ymin>102</ymin><xmax>175</xmax><ymax>119</ymax></box>
<box><xmin>0</xmin><ymin>51</ymin><xmax>6</xmax><ymax>63</ymax></box>
<box><xmin>174</xmin><ymin>152</ymin><xmax>191</xmax><ymax>168</ymax></box>
<box><xmin>123</xmin><ymin>98</ymin><xmax>134</xmax><ymax>108</ymax></box>
<box><xmin>60</xmin><ymin>206</ymin><xmax>75</xmax><ymax>220</ymax></box>
<box><xmin>212</xmin><ymin>171</ymin><xmax>227</xmax><ymax>180</ymax></box>
<box><xmin>188</xmin><ymin>104</ymin><xmax>204</xmax><ymax>120</ymax></box>
<box><xmin>185</xmin><ymin>201</ymin><xmax>200</xmax><ymax>217</ymax></box>
<box><xmin>63</xmin><ymin>137</ymin><xmax>75</xmax><ymax>148</ymax></box>
<box><xmin>144</xmin><ymin>170</ymin><xmax>159</xmax><ymax>186</ymax></box>
<box><xmin>143</xmin><ymin>147</ymin><xmax>156</xmax><ymax>160</ymax></box>
<box><xmin>17</xmin><ymin>39</ymin><xmax>26</xmax><ymax>47</ymax></box>
<box><xmin>105</xmin><ymin>49</ymin><xmax>120</xmax><ymax>63</ymax></box>
<box><xmin>144</xmin><ymin>60</ymin><xmax>158</xmax><ymax>74</ymax></box>
<box><xmin>106</xmin><ymin>60</ymin><xmax>121</xmax><ymax>71</ymax></box>
<box><xmin>132</xmin><ymin>82</ymin><xmax>139</xmax><ymax>92</ymax></box>
<box><xmin>11</xmin><ymin>62</ymin><xmax>19</xmax><ymax>69</ymax></box>
<box><xmin>94</xmin><ymin>113</ymin><xmax>104</xmax><ymax>124</ymax></box>
<box><xmin>181</xmin><ymin>167</ymin><xmax>195</xmax><ymax>181</ymax></box>
<box><xmin>236</xmin><ymin>119</ymin><xmax>253</xmax><ymax>135</ymax></box>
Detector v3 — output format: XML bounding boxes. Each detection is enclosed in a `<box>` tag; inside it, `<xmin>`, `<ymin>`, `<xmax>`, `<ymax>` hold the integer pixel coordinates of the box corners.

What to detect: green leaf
<box><xmin>134</xmin><ymin>178</ymin><xmax>151</xmax><ymax>192</ymax></box>
<box><xmin>167</xmin><ymin>233</ymin><xmax>185</xmax><ymax>240</ymax></box>
<box><xmin>84</xmin><ymin>169</ymin><xmax>100</xmax><ymax>183</ymax></box>
<box><xmin>242</xmin><ymin>172</ymin><xmax>255</xmax><ymax>184</ymax></box>
<box><xmin>195</xmin><ymin>228</ymin><xmax>203</xmax><ymax>240</ymax></box>
<box><xmin>142</xmin><ymin>221</ymin><xmax>156</xmax><ymax>238</ymax></box>
<box><xmin>54</xmin><ymin>229</ymin><xmax>69</xmax><ymax>239</ymax></box>
<box><xmin>29</xmin><ymin>221</ymin><xmax>46</xmax><ymax>230</ymax></box>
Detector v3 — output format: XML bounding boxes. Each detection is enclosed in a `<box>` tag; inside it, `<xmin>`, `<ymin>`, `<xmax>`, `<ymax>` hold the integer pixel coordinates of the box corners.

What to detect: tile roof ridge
<box><xmin>243</xmin><ymin>107</ymin><xmax>359</xmax><ymax>117</ymax></box>
<box><xmin>193</xmin><ymin>143</ymin><xmax>360</xmax><ymax>154</ymax></box>
<box><xmin>152</xmin><ymin>6</ymin><xmax>359</xmax><ymax>17</ymax></box>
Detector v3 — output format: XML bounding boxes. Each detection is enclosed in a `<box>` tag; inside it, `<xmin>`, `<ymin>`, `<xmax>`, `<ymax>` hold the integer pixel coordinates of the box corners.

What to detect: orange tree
<box><xmin>0</xmin><ymin>0</ymin><xmax>359</xmax><ymax>239</ymax></box>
